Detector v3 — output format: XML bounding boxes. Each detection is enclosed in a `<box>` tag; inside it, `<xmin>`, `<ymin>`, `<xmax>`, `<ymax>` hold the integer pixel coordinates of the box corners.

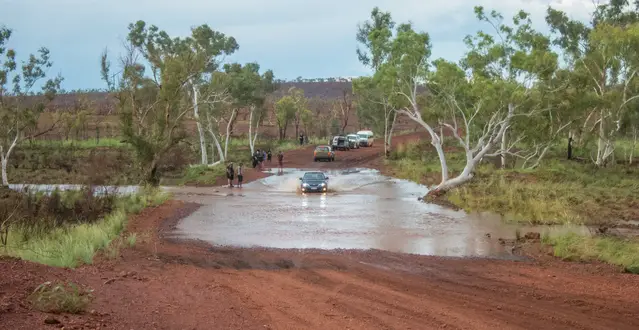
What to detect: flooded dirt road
<box><xmin>168</xmin><ymin>168</ymin><xmax>588</xmax><ymax>258</ymax></box>
<box><xmin>5</xmin><ymin>137</ymin><xmax>639</xmax><ymax>329</ymax></box>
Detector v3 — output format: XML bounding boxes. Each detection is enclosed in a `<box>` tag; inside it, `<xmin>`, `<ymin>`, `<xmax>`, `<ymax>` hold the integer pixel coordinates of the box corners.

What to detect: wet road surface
<box><xmin>168</xmin><ymin>168</ymin><xmax>589</xmax><ymax>257</ymax></box>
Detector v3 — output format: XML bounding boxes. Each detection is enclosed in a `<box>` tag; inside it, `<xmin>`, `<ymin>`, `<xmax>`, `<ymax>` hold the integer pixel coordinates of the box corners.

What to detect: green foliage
<box><xmin>545</xmin><ymin>233</ymin><xmax>639</xmax><ymax>274</ymax></box>
<box><xmin>274</xmin><ymin>88</ymin><xmax>304</xmax><ymax>139</ymax></box>
<box><xmin>180</xmin><ymin>164</ymin><xmax>226</xmax><ymax>185</ymax></box>
<box><xmin>387</xmin><ymin>139</ymin><xmax>639</xmax><ymax>225</ymax></box>
<box><xmin>2</xmin><ymin>187</ymin><xmax>169</xmax><ymax>268</ymax></box>
<box><xmin>101</xmin><ymin>20</ymin><xmax>241</xmax><ymax>185</ymax></box>
<box><xmin>28</xmin><ymin>281</ymin><xmax>93</xmax><ymax>314</ymax></box>
<box><xmin>0</xmin><ymin>25</ymin><xmax>63</xmax><ymax>185</ymax></box>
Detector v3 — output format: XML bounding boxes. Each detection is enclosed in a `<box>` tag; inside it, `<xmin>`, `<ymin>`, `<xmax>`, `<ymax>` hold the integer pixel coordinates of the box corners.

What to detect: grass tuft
<box><xmin>28</xmin><ymin>281</ymin><xmax>93</xmax><ymax>314</ymax></box>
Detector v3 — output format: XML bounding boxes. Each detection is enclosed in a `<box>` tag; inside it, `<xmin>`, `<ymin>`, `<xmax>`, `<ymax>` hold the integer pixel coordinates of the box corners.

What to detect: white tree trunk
<box><xmin>248</xmin><ymin>106</ymin><xmax>261</xmax><ymax>155</ymax></box>
<box><xmin>630</xmin><ymin>127</ymin><xmax>637</xmax><ymax>165</ymax></box>
<box><xmin>596</xmin><ymin>112</ymin><xmax>606</xmax><ymax>166</ymax></box>
<box><xmin>224</xmin><ymin>109</ymin><xmax>237</xmax><ymax>159</ymax></box>
<box><xmin>399</xmin><ymin>109</ymin><xmax>449</xmax><ymax>183</ymax></box>
<box><xmin>402</xmin><ymin>102</ymin><xmax>514</xmax><ymax>194</ymax></box>
<box><xmin>387</xmin><ymin>111</ymin><xmax>397</xmax><ymax>148</ymax></box>
<box><xmin>191</xmin><ymin>83</ymin><xmax>207</xmax><ymax>165</ymax></box>
<box><xmin>1</xmin><ymin>156</ymin><xmax>8</xmax><ymax>187</ymax></box>
<box><xmin>500</xmin><ymin>127</ymin><xmax>507</xmax><ymax>169</ymax></box>
<box><xmin>208</xmin><ymin>128</ymin><xmax>225</xmax><ymax>162</ymax></box>
<box><xmin>0</xmin><ymin>135</ymin><xmax>19</xmax><ymax>186</ymax></box>
<box><xmin>385</xmin><ymin>110</ymin><xmax>397</xmax><ymax>156</ymax></box>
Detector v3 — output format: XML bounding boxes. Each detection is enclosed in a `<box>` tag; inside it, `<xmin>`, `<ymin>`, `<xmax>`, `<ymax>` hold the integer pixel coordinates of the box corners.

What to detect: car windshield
<box><xmin>303</xmin><ymin>172</ymin><xmax>326</xmax><ymax>181</ymax></box>
<box><xmin>347</xmin><ymin>135</ymin><xmax>357</xmax><ymax>140</ymax></box>
<box><xmin>316</xmin><ymin>146</ymin><xmax>329</xmax><ymax>151</ymax></box>
<box><xmin>358</xmin><ymin>134</ymin><xmax>368</xmax><ymax>139</ymax></box>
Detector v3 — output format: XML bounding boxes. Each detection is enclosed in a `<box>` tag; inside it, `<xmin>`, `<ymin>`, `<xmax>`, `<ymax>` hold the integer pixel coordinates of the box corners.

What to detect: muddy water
<box><xmin>168</xmin><ymin>168</ymin><xmax>590</xmax><ymax>258</ymax></box>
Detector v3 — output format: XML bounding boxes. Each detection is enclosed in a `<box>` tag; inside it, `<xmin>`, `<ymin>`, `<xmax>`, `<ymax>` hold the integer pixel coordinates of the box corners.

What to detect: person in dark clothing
<box><xmin>277</xmin><ymin>151</ymin><xmax>284</xmax><ymax>174</ymax></box>
<box><xmin>236</xmin><ymin>163</ymin><xmax>244</xmax><ymax>188</ymax></box>
<box><xmin>226</xmin><ymin>162</ymin><xmax>235</xmax><ymax>188</ymax></box>
<box><xmin>299</xmin><ymin>134</ymin><xmax>304</xmax><ymax>145</ymax></box>
<box><xmin>267</xmin><ymin>149</ymin><xmax>272</xmax><ymax>162</ymax></box>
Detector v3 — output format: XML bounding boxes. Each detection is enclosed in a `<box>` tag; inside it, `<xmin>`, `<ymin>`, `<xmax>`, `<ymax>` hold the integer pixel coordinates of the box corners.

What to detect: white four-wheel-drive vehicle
<box><xmin>356</xmin><ymin>130</ymin><xmax>374</xmax><ymax>147</ymax></box>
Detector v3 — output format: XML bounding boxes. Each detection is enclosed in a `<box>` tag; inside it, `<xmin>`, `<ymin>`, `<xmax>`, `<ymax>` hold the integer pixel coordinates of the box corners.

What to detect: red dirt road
<box><xmin>3</xmin><ymin>132</ymin><xmax>639</xmax><ymax>329</ymax></box>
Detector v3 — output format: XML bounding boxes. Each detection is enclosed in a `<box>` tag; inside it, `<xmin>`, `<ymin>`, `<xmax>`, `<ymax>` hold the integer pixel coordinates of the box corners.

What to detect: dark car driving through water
<box><xmin>299</xmin><ymin>171</ymin><xmax>329</xmax><ymax>193</ymax></box>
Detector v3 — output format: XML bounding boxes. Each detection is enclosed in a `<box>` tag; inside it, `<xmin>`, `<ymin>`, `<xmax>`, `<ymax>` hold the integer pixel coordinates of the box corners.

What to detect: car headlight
<box><xmin>320</xmin><ymin>183</ymin><xmax>326</xmax><ymax>187</ymax></box>
<box><xmin>302</xmin><ymin>183</ymin><xmax>309</xmax><ymax>187</ymax></box>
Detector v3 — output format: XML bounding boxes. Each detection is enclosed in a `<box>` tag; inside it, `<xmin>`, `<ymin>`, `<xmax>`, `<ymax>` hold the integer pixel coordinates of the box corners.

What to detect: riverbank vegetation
<box><xmin>387</xmin><ymin>139</ymin><xmax>639</xmax><ymax>225</ymax></box>
<box><xmin>0</xmin><ymin>186</ymin><xmax>168</xmax><ymax>268</ymax></box>
<box><xmin>351</xmin><ymin>2</ymin><xmax>639</xmax><ymax>271</ymax></box>
<box><xmin>543</xmin><ymin>233</ymin><xmax>639</xmax><ymax>274</ymax></box>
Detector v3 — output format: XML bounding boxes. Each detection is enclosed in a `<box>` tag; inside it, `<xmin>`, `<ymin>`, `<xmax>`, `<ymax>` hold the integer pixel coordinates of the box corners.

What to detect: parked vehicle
<box><xmin>299</xmin><ymin>171</ymin><xmax>329</xmax><ymax>193</ymax></box>
<box><xmin>313</xmin><ymin>145</ymin><xmax>335</xmax><ymax>162</ymax></box>
<box><xmin>356</xmin><ymin>130</ymin><xmax>374</xmax><ymax>147</ymax></box>
<box><xmin>346</xmin><ymin>134</ymin><xmax>360</xmax><ymax>149</ymax></box>
<box><xmin>331</xmin><ymin>135</ymin><xmax>350</xmax><ymax>151</ymax></box>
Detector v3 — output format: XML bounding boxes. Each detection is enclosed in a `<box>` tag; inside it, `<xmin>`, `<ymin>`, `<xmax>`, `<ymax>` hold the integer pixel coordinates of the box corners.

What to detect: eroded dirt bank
<box><xmin>3</xmin><ymin>200</ymin><xmax>639</xmax><ymax>329</ymax></box>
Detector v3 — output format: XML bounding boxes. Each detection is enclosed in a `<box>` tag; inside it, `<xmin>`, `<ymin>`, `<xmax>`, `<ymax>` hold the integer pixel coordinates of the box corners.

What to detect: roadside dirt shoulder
<box><xmin>3</xmin><ymin>199</ymin><xmax>639</xmax><ymax>329</ymax></box>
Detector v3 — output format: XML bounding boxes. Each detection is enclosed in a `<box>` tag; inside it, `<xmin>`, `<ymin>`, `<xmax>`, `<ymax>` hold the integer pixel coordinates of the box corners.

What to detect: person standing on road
<box><xmin>236</xmin><ymin>163</ymin><xmax>244</xmax><ymax>188</ymax></box>
<box><xmin>262</xmin><ymin>150</ymin><xmax>267</xmax><ymax>168</ymax></box>
<box><xmin>267</xmin><ymin>149</ymin><xmax>272</xmax><ymax>163</ymax></box>
<box><xmin>226</xmin><ymin>162</ymin><xmax>235</xmax><ymax>188</ymax></box>
<box><xmin>277</xmin><ymin>151</ymin><xmax>284</xmax><ymax>173</ymax></box>
<box><xmin>299</xmin><ymin>133</ymin><xmax>304</xmax><ymax>145</ymax></box>
<box><xmin>252</xmin><ymin>151</ymin><xmax>258</xmax><ymax>168</ymax></box>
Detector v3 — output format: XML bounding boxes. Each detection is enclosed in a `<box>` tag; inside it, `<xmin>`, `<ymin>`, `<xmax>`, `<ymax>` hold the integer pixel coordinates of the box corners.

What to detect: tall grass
<box><xmin>544</xmin><ymin>233</ymin><xmax>639</xmax><ymax>273</ymax></box>
<box><xmin>28</xmin><ymin>138</ymin><xmax>126</xmax><ymax>149</ymax></box>
<box><xmin>180</xmin><ymin>164</ymin><xmax>226</xmax><ymax>185</ymax></box>
<box><xmin>2</xmin><ymin>187</ymin><xmax>169</xmax><ymax>268</ymax></box>
<box><xmin>387</xmin><ymin>140</ymin><xmax>639</xmax><ymax>225</ymax></box>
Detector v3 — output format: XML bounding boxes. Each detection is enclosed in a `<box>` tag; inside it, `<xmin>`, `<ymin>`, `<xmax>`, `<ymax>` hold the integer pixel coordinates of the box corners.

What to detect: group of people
<box><xmin>299</xmin><ymin>133</ymin><xmax>308</xmax><ymax>145</ymax></box>
<box><xmin>227</xmin><ymin>149</ymin><xmax>284</xmax><ymax>187</ymax></box>
<box><xmin>252</xmin><ymin>149</ymin><xmax>271</xmax><ymax>169</ymax></box>
<box><xmin>225</xmin><ymin>162</ymin><xmax>244</xmax><ymax>188</ymax></box>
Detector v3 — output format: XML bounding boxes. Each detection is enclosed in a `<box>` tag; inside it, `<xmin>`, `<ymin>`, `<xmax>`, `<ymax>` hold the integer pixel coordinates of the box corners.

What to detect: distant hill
<box><xmin>48</xmin><ymin>81</ymin><xmax>354</xmax><ymax>114</ymax></box>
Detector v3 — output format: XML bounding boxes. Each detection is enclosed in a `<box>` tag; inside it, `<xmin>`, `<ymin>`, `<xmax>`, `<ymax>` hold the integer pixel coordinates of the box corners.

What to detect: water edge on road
<box><xmin>167</xmin><ymin>168</ymin><xmax>590</xmax><ymax>258</ymax></box>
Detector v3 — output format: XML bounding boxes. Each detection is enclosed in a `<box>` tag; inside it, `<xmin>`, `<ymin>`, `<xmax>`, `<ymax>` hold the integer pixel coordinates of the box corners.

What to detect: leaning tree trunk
<box><xmin>630</xmin><ymin>127</ymin><xmax>637</xmax><ymax>165</ymax></box>
<box><xmin>207</xmin><ymin>129</ymin><xmax>225</xmax><ymax>162</ymax></box>
<box><xmin>248</xmin><ymin>106</ymin><xmax>261</xmax><ymax>155</ymax></box>
<box><xmin>223</xmin><ymin>109</ymin><xmax>237</xmax><ymax>160</ymax></box>
<box><xmin>0</xmin><ymin>135</ymin><xmax>19</xmax><ymax>186</ymax></box>
<box><xmin>500</xmin><ymin>128</ymin><xmax>507</xmax><ymax>169</ymax></box>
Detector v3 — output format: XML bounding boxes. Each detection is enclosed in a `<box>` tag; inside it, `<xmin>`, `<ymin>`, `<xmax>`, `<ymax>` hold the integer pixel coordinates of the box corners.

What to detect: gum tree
<box><xmin>463</xmin><ymin>7</ymin><xmax>564</xmax><ymax>169</ymax></box>
<box><xmin>101</xmin><ymin>21</ymin><xmax>209</xmax><ymax>185</ymax></box>
<box><xmin>546</xmin><ymin>1</ymin><xmax>639</xmax><ymax>166</ymax></box>
<box><xmin>186</xmin><ymin>25</ymin><xmax>238</xmax><ymax>164</ymax></box>
<box><xmin>0</xmin><ymin>26</ymin><xmax>63</xmax><ymax>186</ymax></box>
<box><xmin>221</xmin><ymin>62</ymin><xmax>275</xmax><ymax>156</ymax></box>
<box><xmin>354</xmin><ymin>7</ymin><xmax>399</xmax><ymax>156</ymax></box>
<box><xmin>274</xmin><ymin>90</ymin><xmax>297</xmax><ymax>140</ymax></box>
<box><xmin>358</xmin><ymin>7</ymin><xmax>557</xmax><ymax>193</ymax></box>
<box><xmin>122</xmin><ymin>21</ymin><xmax>238</xmax><ymax>165</ymax></box>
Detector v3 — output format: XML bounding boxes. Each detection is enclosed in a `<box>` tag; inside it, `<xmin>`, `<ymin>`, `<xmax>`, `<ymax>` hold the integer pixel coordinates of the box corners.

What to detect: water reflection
<box><xmin>171</xmin><ymin>168</ymin><xmax>570</xmax><ymax>257</ymax></box>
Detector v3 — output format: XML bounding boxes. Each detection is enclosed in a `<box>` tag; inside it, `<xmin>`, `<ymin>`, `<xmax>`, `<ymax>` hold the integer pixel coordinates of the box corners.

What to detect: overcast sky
<box><xmin>1</xmin><ymin>0</ymin><xmax>595</xmax><ymax>90</ymax></box>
